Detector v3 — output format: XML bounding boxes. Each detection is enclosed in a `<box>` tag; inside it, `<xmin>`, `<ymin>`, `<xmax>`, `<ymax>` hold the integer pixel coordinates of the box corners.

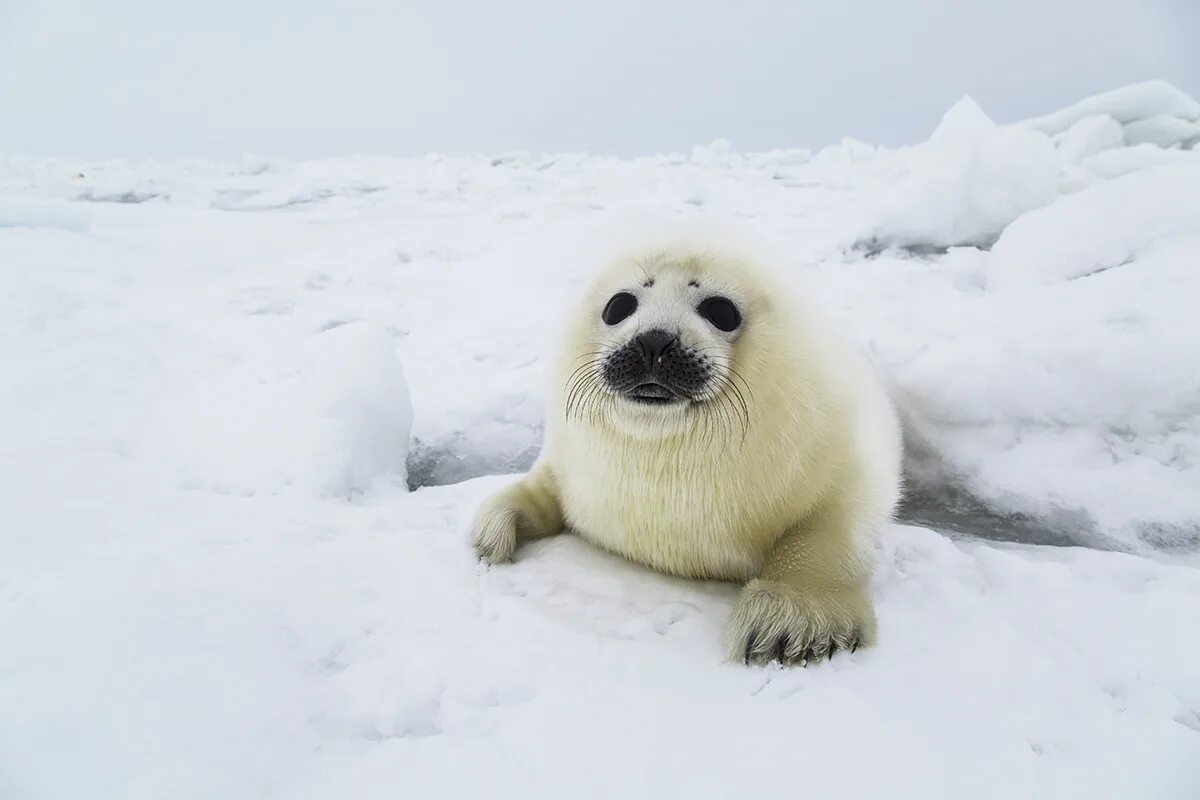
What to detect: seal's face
<box><xmin>565</xmin><ymin>256</ymin><xmax>752</xmax><ymax>438</ymax></box>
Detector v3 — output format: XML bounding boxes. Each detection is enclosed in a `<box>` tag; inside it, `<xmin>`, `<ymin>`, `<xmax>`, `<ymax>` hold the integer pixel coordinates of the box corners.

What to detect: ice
<box><xmin>1124</xmin><ymin>114</ymin><xmax>1200</xmax><ymax>149</ymax></box>
<box><xmin>989</xmin><ymin>165</ymin><xmax>1200</xmax><ymax>288</ymax></box>
<box><xmin>3</xmin><ymin>82</ymin><xmax>1200</xmax><ymax>798</ymax></box>
<box><xmin>690</xmin><ymin>138</ymin><xmax>739</xmax><ymax>167</ymax></box>
<box><xmin>0</xmin><ymin>195</ymin><xmax>88</xmax><ymax>231</ymax></box>
<box><xmin>1080</xmin><ymin>144</ymin><xmax>1200</xmax><ymax>181</ymax></box>
<box><xmin>851</xmin><ymin>97</ymin><xmax>1059</xmax><ymax>251</ymax></box>
<box><xmin>1012</xmin><ymin>80</ymin><xmax>1200</xmax><ymax>192</ymax></box>
<box><xmin>1051</xmin><ymin>114</ymin><xmax>1124</xmax><ymax>166</ymax></box>
<box><xmin>838</xmin><ymin>81</ymin><xmax>1199</xmax><ymax>259</ymax></box>
<box><xmin>889</xmin><ymin>237</ymin><xmax>1200</xmax><ymax>550</ymax></box>
<box><xmin>1022</xmin><ymin>80</ymin><xmax>1200</xmax><ymax>137</ymax></box>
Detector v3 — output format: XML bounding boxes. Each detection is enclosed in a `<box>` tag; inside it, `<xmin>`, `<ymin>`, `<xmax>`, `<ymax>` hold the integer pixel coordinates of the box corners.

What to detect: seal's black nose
<box><xmin>634</xmin><ymin>329</ymin><xmax>678</xmax><ymax>371</ymax></box>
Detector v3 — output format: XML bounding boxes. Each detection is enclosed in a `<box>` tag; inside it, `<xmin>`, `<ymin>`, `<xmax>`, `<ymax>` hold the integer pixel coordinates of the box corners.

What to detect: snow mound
<box><xmin>989</xmin><ymin>164</ymin><xmax>1200</xmax><ymax>289</ymax></box>
<box><xmin>1023</xmin><ymin>80</ymin><xmax>1200</xmax><ymax>148</ymax></box>
<box><xmin>172</xmin><ymin>321</ymin><xmax>413</xmax><ymax>497</ymax></box>
<box><xmin>690</xmin><ymin>138</ymin><xmax>741</xmax><ymax>168</ymax></box>
<box><xmin>856</xmin><ymin>97</ymin><xmax>1059</xmax><ymax>251</ymax></box>
<box><xmin>850</xmin><ymin>228</ymin><xmax>1200</xmax><ymax>553</ymax></box>
<box><xmin>1020</xmin><ymin>82</ymin><xmax>1200</xmax><ymax>196</ymax></box>
<box><xmin>1125</xmin><ymin>114</ymin><xmax>1200</xmax><ymax>148</ymax></box>
<box><xmin>1050</xmin><ymin>114</ymin><xmax>1126</xmax><ymax>167</ymax></box>
<box><xmin>843</xmin><ymin>82</ymin><xmax>1200</xmax><ymax>254</ymax></box>
<box><xmin>1079</xmin><ymin>143</ymin><xmax>1200</xmax><ymax>181</ymax></box>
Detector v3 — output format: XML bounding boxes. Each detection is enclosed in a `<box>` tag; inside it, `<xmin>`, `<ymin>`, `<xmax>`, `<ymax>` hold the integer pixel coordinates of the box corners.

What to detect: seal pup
<box><xmin>471</xmin><ymin>237</ymin><xmax>901</xmax><ymax>665</ymax></box>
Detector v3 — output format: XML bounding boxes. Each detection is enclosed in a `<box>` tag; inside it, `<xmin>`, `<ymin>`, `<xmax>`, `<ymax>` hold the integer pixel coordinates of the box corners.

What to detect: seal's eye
<box><xmin>697</xmin><ymin>296</ymin><xmax>741</xmax><ymax>332</ymax></box>
<box><xmin>602</xmin><ymin>292</ymin><xmax>638</xmax><ymax>325</ymax></box>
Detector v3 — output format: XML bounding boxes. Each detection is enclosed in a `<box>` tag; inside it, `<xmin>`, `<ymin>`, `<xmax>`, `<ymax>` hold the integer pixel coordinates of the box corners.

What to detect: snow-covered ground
<box><xmin>2</xmin><ymin>82</ymin><xmax>1199</xmax><ymax>797</ymax></box>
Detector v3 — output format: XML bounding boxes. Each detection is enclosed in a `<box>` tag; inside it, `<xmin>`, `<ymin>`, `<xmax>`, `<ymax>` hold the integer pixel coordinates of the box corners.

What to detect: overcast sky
<box><xmin>2</xmin><ymin>0</ymin><xmax>1197</xmax><ymax>159</ymax></box>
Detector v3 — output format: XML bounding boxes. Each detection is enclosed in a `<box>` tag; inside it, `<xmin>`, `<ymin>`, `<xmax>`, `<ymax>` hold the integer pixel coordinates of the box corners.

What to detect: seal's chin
<box><xmin>606</xmin><ymin>379</ymin><xmax>703</xmax><ymax>439</ymax></box>
<box><xmin>625</xmin><ymin>382</ymin><xmax>684</xmax><ymax>406</ymax></box>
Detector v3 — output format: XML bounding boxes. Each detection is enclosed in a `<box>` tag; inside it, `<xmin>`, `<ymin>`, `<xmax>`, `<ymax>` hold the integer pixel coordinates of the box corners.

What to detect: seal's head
<box><xmin>561</xmin><ymin>246</ymin><xmax>780</xmax><ymax>439</ymax></box>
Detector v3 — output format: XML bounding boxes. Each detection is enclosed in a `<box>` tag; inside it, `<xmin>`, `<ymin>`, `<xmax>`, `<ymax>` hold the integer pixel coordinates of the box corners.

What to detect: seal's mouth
<box><xmin>625</xmin><ymin>382</ymin><xmax>683</xmax><ymax>406</ymax></box>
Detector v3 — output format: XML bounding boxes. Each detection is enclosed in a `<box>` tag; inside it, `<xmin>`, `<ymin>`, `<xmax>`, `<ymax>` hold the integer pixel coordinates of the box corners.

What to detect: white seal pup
<box><xmin>471</xmin><ymin>238</ymin><xmax>901</xmax><ymax>665</ymax></box>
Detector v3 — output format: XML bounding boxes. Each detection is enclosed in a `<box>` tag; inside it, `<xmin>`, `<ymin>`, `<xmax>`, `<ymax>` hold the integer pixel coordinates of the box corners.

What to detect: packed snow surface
<box><xmin>2</xmin><ymin>82</ymin><xmax>1199</xmax><ymax>798</ymax></box>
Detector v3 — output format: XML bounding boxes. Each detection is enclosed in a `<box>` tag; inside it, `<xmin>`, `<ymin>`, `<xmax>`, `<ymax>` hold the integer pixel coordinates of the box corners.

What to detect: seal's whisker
<box><xmin>569</xmin><ymin>374</ymin><xmax>604</xmax><ymax>423</ymax></box>
<box><xmin>578</xmin><ymin>375</ymin><xmax>608</xmax><ymax>425</ymax></box>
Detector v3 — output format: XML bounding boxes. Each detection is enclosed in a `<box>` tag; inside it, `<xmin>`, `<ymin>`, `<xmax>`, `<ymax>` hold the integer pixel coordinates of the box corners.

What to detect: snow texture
<box><xmin>2</xmin><ymin>82</ymin><xmax>1200</xmax><ymax>798</ymax></box>
<box><xmin>854</xmin><ymin>97</ymin><xmax>1060</xmax><ymax>251</ymax></box>
<box><xmin>1022</xmin><ymin>80</ymin><xmax>1200</xmax><ymax>143</ymax></box>
<box><xmin>0</xmin><ymin>196</ymin><xmax>88</xmax><ymax>232</ymax></box>
<box><xmin>1051</xmin><ymin>115</ymin><xmax>1125</xmax><ymax>167</ymax></box>
<box><xmin>989</xmin><ymin>165</ymin><xmax>1200</xmax><ymax>288</ymax></box>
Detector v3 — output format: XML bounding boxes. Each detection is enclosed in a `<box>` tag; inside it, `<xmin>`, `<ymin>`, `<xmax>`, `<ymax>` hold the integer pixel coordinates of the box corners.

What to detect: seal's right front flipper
<box><xmin>469</xmin><ymin>463</ymin><xmax>564</xmax><ymax>564</ymax></box>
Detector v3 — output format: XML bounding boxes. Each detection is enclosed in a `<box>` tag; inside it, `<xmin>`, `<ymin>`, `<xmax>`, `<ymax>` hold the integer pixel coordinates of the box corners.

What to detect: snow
<box><xmin>989</xmin><ymin>165</ymin><xmax>1200</xmax><ymax>288</ymax></box>
<box><xmin>1080</xmin><ymin>143</ymin><xmax>1200</xmax><ymax>181</ymax></box>
<box><xmin>0</xmin><ymin>196</ymin><xmax>89</xmax><ymax>232</ymax></box>
<box><xmin>3</xmin><ymin>82</ymin><xmax>1200</xmax><ymax>798</ymax></box>
<box><xmin>843</xmin><ymin>97</ymin><xmax>1060</xmax><ymax>251</ymax></box>
<box><xmin>167</xmin><ymin>319</ymin><xmax>414</xmax><ymax>498</ymax></box>
<box><xmin>1051</xmin><ymin>114</ymin><xmax>1125</xmax><ymax>167</ymax></box>
<box><xmin>1125</xmin><ymin>114</ymin><xmax>1200</xmax><ymax>149</ymax></box>
<box><xmin>1022</xmin><ymin>80</ymin><xmax>1200</xmax><ymax>141</ymax></box>
<box><xmin>4</xmin><ymin>477</ymin><xmax>1200</xmax><ymax>799</ymax></box>
<box><xmin>887</xmin><ymin>231</ymin><xmax>1200</xmax><ymax>549</ymax></box>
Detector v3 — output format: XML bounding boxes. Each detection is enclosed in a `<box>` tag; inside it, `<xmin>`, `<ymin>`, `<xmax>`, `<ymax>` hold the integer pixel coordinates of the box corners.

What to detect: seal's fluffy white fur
<box><xmin>471</xmin><ymin>234</ymin><xmax>902</xmax><ymax>665</ymax></box>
